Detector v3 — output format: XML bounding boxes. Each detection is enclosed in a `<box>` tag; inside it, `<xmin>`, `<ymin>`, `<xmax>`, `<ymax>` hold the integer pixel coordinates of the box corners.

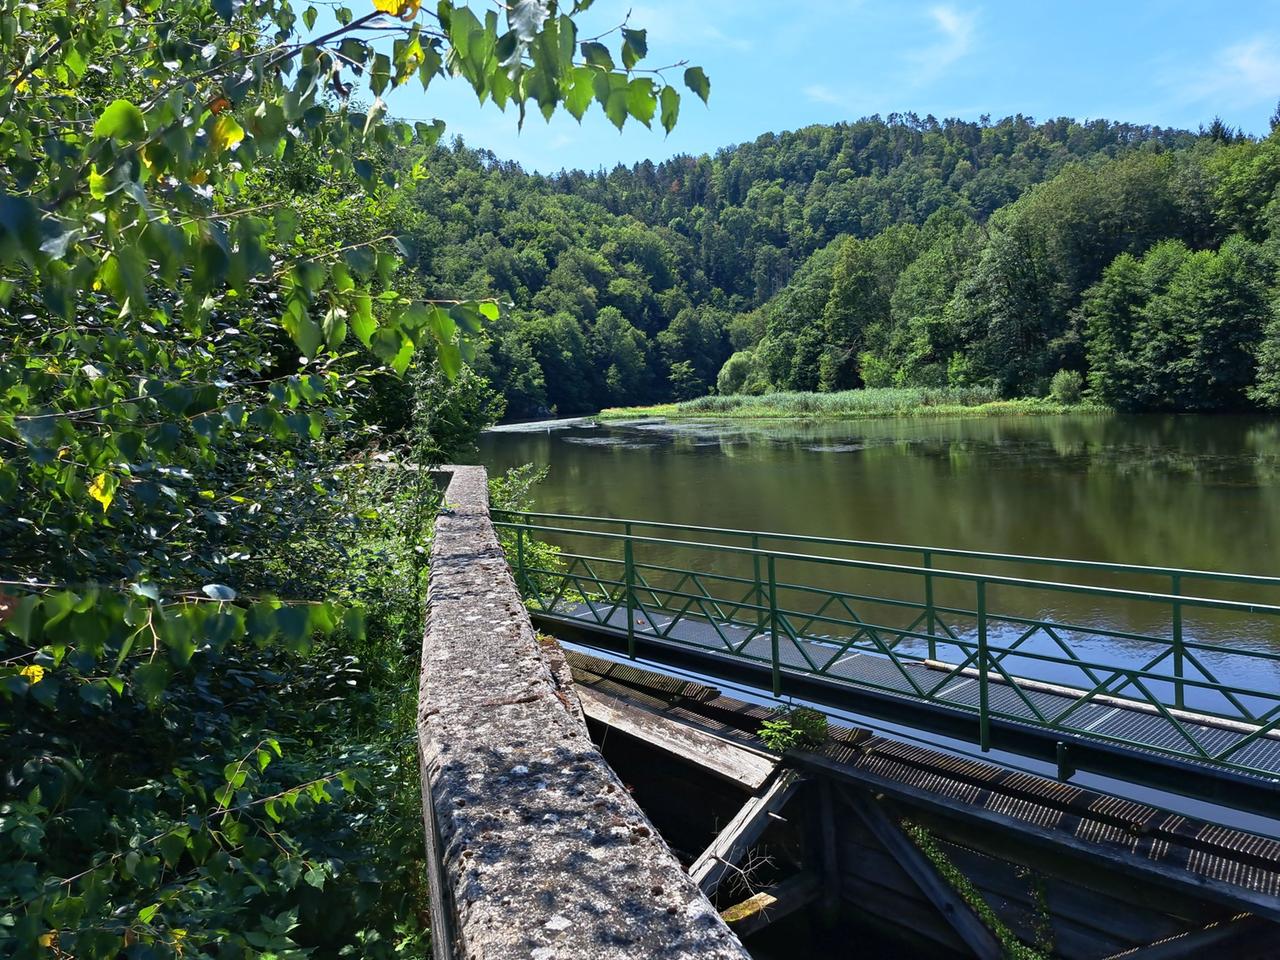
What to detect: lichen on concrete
<box><xmin>418</xmin><ymin>465</ymin><xmax>749</xmax><ymax>959</ymax></box>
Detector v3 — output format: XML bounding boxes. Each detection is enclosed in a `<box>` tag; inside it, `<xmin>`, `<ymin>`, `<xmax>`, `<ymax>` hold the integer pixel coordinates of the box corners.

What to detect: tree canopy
<box><xmin>371</xmin><ymin>112</ymin><xmax>1280</xmax><ymax>415</ymax></box>
<box><xmin>371</xmin><ymin>112</ymin><xmax>1280</xmax><ymax>414</ymax></box>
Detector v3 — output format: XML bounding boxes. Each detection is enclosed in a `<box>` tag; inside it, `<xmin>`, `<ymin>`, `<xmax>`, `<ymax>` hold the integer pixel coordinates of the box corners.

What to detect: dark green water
<box><xmin>480</xmin><ymin>415</ymin><xmax>1280</xmax><ymax>572</ymax></box>
<box><xmin>478</xmin><ymin>414</ymin><xmax>1280</xmax><ymax>706</ymax></box>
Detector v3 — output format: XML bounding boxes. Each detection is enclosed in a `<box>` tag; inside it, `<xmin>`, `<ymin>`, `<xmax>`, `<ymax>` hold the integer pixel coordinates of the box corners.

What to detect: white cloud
<box><xmin>627</xmin><ymin>3</ymin><xmax>754</xmax><ymax>55</ymax></box>
<box><xmin>802</xmin><ymin>4</ymin><xmax>978</xmax><ymax>110</ymax></box>
<box><xmin>1177</xmin><ymin>38</ymin><xmax>1280</xmax><ymax>109</ymax></box>
<box><xmin>906</xmin><ymin>5</ymin><xmax>978</xmax><ymax>85</ymax></box>
<box><xmin>804</xmin><ymin>84</ymin><xmax>845</xmax><ymax>106</ymax></box>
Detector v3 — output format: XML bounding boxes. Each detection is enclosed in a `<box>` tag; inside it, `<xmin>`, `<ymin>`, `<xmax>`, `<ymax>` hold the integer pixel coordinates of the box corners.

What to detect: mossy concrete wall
<box><xmin>418</xmin><ymin>465</ymin><xmax>749</xmax><ymax>960</ymax></box>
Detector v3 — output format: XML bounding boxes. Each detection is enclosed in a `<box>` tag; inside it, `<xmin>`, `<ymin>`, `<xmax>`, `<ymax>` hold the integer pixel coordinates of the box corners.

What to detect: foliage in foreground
<box><xmin>1</xmin><ymin>464</ymin><xmax>437</xmax><ymax>959</ymax></box>
<box><xmin>0</xmin><ymin>0</ymin><xmax>703</xmax><ymax>954</ymax></box>
<box><xmin>599</xmin><ymin>386</ymin><xmax>1108</xmax><ymax>421</ymax></box>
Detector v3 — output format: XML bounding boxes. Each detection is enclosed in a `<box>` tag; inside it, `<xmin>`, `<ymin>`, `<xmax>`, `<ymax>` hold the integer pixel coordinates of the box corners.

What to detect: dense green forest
<box><xmin>394</xmin><ymin>114</ymin><xmax>1280</xmax><ymax>416</ymax></box>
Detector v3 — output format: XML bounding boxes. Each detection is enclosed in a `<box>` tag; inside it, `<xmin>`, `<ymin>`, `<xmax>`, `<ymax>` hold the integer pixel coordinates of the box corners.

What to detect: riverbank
<box><xmin>599</xmin><ymin>387</ymin><xmax>1109</xmax><ymax>421</ymax></box>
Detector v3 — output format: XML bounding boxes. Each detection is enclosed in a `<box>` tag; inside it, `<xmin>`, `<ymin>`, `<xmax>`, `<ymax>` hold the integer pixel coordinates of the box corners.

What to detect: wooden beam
<box><xmin>816</xmin><ymin>780</ymin><xmax>841</xmax><ymax>915</ymax></box>
<box><xmin>577</xmin><ymin>685</ymin><xmax>777</xmax><ymax>790</ymax></box>
<box><xmin>720</xmin><ymin>871</ymin><xmax>821</xmax><ymax>939</ymax></box>
<box><xmin>839</xmin><ymin>787</ymin><xmax>1005</xmax><ymax>960</ymax></box>
<box><xmin>1104</xmin><ymin>914</ymin><xmax>1278</xmax><ymax>960</ymax></box>
<box><xmin>690</xmin><ymin>768</ymin><xmax>805</xmax><ymax>896</ymax></box>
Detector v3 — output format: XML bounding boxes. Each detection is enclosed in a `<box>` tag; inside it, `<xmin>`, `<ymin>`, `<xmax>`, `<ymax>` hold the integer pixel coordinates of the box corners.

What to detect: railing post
<box><xmin>624</xmin><ymin>522</ymin><xmax>636</xmax><ymax>659</ymax></box>
<box><xmin>768</xmin><ymin>555</ymin><xmax>781</xmax><ymax>697</ymax></box>
<box><xmin>753</xmin><ymin>534</ymin><xmax>764</xmax><ymax>631</ymax></box>
<box><xmin>976</xmin><ymin>579</ymin><xmax>990</xmax><ymax>752</ymax></box>
<box><xmin>1171</xmin><ymin>573</ymin><xmax>1184</xmax><ymax>710</ymax></box>
<box><xmin>923</xmin><ymin>550</ymin><xmax>936</xmax><ymax>662</ymax></box>
<box><xmin>515</xmin><ymin>524</ymin><xmax>526</xmax><ymax>594</ymax></box>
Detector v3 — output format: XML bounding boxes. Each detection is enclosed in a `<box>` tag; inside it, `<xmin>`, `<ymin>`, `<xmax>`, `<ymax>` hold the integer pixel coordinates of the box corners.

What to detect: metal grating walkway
<box><xmin>542</xmin><ymin>600</ymin><xmax>1280</xmax><ymax>811</ymax></box>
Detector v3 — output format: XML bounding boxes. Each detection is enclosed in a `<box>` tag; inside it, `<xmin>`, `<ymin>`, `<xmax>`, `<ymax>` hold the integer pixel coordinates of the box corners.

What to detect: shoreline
<box><xmin>598</xmin><ymin>393</ymin><xmax>1111</xmax><ymax>422</ymax></box>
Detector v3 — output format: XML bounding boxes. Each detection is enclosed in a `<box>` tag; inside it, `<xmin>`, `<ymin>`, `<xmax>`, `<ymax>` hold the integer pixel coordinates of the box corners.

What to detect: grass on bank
<box><xmin>599</xmin><ymin>387</ymin><xmax>1110</xmax><ymax>421</ymax></box>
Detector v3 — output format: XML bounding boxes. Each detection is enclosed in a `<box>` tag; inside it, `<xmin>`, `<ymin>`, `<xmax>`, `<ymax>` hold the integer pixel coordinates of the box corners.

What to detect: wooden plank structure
<box><xmin>690</xmin><ymin>768</ymin><xmax>804</xmax><ymax>895</ymax></box>
<box><xmin>566</xmin><ymin>649</ymin><xmax>1280</xmax><ymax>960</ymax></box>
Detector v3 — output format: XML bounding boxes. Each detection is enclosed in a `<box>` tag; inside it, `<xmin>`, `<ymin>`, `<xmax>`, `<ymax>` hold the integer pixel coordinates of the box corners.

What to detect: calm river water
<box><xmin>478</xmin><ymin>414</ymin><xmax>1280</xmax><ymax>711</ymax></box>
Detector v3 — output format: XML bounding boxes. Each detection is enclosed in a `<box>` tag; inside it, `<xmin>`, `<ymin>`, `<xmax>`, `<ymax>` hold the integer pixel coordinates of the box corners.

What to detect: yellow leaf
<box><xmin>89</xmin><ymin>166</ymin><xmax>108</xmax><ymax>201</ymax></box>
<box><xmin>210</xmin><ymin>114</ymin><xmax>245</xmax><ymax>154</ymax></box>
<box><xmin>89</xmin><ymin>472</ymin><xmax>116</xmax><ymax>512</ymax></box>
<box><xmin>20</xmin><ymin>664</ymin><xmax>45</xmax><ymax>684</ymax></box>
<box><xmin>372</xmin><ymin>0</ymin><xmax>420</xmax><ymax>19</ymax></box>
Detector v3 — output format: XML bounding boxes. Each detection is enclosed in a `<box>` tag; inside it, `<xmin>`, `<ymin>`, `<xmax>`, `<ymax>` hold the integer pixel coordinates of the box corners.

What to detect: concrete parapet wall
<box><xmin>417</xmin><ymin>465</ymin><xmax>749</xmax><ymax>960</ymax></box>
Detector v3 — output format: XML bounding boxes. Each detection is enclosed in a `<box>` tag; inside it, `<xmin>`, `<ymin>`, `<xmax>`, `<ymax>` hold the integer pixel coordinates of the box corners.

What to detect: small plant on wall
<box><xmin>758</xmin><ymin>705</ymin><xmax>829</xmax><ymax>751</ymax></box>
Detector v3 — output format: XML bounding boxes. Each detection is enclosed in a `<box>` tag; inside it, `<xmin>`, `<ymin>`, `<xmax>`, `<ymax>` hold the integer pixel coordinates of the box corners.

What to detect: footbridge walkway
<box><xmin>494</xmin><ymin>509</ymin><xmax>1280</xmax><ymax>819</ymax></box>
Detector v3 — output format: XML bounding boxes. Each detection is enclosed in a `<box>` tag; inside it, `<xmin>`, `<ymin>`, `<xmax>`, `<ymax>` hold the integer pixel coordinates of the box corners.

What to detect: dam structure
<box><xmin>419</xmin><ymin>465</ymin><xmax>1280</xmax><ymax>959</ymax></box>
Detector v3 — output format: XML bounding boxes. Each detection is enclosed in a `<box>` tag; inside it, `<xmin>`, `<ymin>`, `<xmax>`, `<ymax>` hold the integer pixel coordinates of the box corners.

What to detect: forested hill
<box><xmin>396</xmin><ymin>114</ymin><xmax>1280</xmax><ymax>417</ymax></box>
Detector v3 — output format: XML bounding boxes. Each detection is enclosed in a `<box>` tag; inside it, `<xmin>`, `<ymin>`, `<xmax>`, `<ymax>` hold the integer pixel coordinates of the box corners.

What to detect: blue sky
<box><xmin>370</xmin><ymin>0</ymin><xmax>1280</xmax><ymax>173</ymax></box>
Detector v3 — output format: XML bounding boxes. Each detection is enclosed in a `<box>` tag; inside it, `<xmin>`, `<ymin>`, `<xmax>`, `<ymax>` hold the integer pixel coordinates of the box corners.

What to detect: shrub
<box><xmin>1050</xmin><ymin>369</ymin><xmax>1085</xmax><ymax>404</ymax></box>
<box><xmin>716</xmin><ymin>350</ymin><xmax>758</xmax><ymax>395</ymax></box>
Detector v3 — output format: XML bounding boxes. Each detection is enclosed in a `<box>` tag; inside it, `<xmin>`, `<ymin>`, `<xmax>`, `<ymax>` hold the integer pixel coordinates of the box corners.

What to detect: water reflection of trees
<box><xmin>479</xmin><ymin>414</ymin><xmax>1280</xmax><ymax>647</ymax></box>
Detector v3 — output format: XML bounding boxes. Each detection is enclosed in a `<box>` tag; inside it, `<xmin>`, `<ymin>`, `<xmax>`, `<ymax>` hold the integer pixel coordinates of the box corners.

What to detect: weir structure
<box><xmin>420</xmin><ymin>466</ymin><xmax>1280</xmax><ymax>959</ymax></box>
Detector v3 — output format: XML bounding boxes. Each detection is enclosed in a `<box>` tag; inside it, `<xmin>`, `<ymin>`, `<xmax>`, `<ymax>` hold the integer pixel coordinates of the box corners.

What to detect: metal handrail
<box><xmin>494</xmin><ymin>513</ymin><xmax>1280</xmax><ymax>780</ymax></box>
<box><xmin>492</xmin><ymin>508</ymin><xmax>1280</xmax><ymax>589</ymax></box>
<box><xmin>497</xmin><ymin>519</ymin><xmax>1280</xmax><ymax>615</ymax></box>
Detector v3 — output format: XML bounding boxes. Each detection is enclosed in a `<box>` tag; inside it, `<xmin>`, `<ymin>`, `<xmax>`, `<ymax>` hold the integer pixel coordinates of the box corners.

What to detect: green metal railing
<box><xmin>493</xmin><ymin>510</ymin><xmax>1280</xmax><ymax>780</ymax></box>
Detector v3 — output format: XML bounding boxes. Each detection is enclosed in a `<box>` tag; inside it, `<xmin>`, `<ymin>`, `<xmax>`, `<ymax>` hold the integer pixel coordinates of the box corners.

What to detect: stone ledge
<box><xmin>418</xmin><ymin>465</ymin><xmax>749</xmax><ymax>960</ymax></box>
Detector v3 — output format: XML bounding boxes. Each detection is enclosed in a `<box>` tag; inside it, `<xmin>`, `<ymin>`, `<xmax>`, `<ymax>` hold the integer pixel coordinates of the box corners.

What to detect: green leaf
<box><xmin>565</xmin><ymin>66</ymin><xmax>594</xmax><ymax>122</ymax></box>
<box><xmin>414</xmin><ymin>119</ymin><xmax>447</xmax><ymax>146</ymax></box>
<box><xmin>93</xmin><ymin>99</ymin><xmax>146</xmax><ymax>140</ymax></box>
<box><xmin>343</xmin><ymin>607</ymin><xmax>366</xmax><ymax>642</ymax></box>
<box><xmin>132</xmin><ymin>662</ymin><xmax>171</xmax><ymax>706</ymax></box>
<box><xmin>594</xmin><ymin>72</ymin><xmax>628</xmax><ymax>131</ymax></box>
<box><xmin>78</xmin><ymin>681</ymin><xmax>111</xmax><ymax>708</ymax></box>
<box><xmin>683</xmin><ymin>66</ymin><xmax>710</xmax><ymax>104</ymax></box>
<box><xmin>282</xmin><ymin>298</ymin><xmax>323</xmax><ymax>358</ymax></box>
<box><xmin>626</xmin><ymin>78</ymin><xmax>656</xmax><ymax>128</ymax></box>
<box><xmin>323</xmin><ymin>312</ymin><xmax>347</xmax><ymax>353</ymax></box>
<box><xmin>352</xmin><ymin>292</ymin><xmax>376</xmax><ymax>345</ymax></box>
<box><xmin>580</xmin><ymin>41</ymin><xmax>613</xmax><ymax>71</ymax></box>
<box><xmin>621</xmin><ymin>28</ymin><xmax>647</xmax><ymax>70</ymax></box>
<box><xmin>659</xmin><ymin>84</ymin><xmax>680</xmax><ymax>135</ymax></box>
<box><xmin>158</xmin><ymin>832</ymin><xmax>186</xmax><ymax>868</ymax></box>
<box><xmin>2</xmin><ymin>594</ymin><xmax>40</xmax><ymax>641</ymax></box>
<box><xmin>303</xmin><ymin>5</ymin><xmax>318</xmax><ymax>30</ymax></box>
<box><xmin>304</xmin><ymin>865</ymin><xmax>327</xmax><ymax>889</ymax></box>
<box><xmin>438</xmin><ymin>341</ymin><xmax>462</xmax><ymax>379</ymax></box>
